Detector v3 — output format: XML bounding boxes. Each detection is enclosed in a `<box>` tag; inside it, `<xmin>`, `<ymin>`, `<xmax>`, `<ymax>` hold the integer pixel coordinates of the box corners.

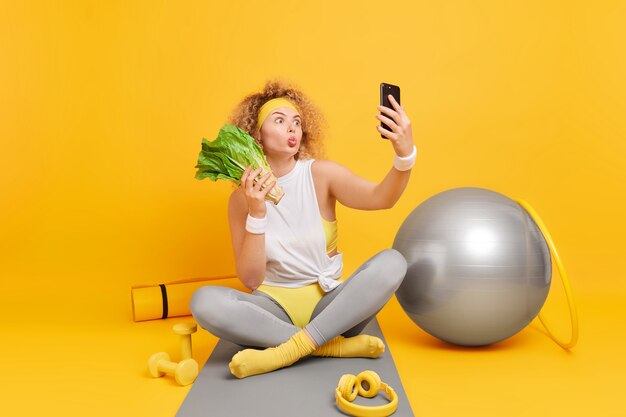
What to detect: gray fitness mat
<box><xmin>177</xmin><ymin>319</ymin><xmax>414</xmax><ymax>417</ymax></box>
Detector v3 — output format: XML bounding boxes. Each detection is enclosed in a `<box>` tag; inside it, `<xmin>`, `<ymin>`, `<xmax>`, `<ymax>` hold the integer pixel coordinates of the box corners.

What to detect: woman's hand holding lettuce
<box><xmin>195</xmin><ymin>124</ymin><xmax>285</xmax><ymax>204</ymax></box>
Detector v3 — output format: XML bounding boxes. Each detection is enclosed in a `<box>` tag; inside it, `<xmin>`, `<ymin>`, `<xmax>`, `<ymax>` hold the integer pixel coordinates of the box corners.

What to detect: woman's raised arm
<box><xmin>314</xmin><ymin>95</ymin><xmax>416</xmax><ymax>210</ymax></box>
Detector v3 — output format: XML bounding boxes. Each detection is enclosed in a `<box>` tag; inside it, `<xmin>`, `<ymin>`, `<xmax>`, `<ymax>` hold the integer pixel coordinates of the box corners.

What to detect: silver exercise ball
<box><xmin>393</xmin><ymin>188</ymin><xmax>551</xmax><ymax>346</ymax></box>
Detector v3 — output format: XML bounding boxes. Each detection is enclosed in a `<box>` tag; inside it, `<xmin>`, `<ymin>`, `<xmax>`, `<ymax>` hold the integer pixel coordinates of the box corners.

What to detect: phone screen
<box><xmin>380</xmin><ymin>83</ymin><xmax>401</xmax><ymax>138</ymax></box>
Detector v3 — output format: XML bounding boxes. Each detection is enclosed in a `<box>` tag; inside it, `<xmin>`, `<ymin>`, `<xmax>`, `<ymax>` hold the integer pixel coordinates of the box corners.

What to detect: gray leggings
<box><xmin>190</xmin><ymin>249</ymin><xmax>407</xmax><ymax>348</ymax></box>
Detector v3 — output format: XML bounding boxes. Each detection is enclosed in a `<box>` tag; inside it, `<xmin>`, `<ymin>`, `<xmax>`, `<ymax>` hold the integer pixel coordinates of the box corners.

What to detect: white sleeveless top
<box><xmin>263</xmin><ymin>159</ymin><xmax>343</xmax><ymax>292</ymax></box>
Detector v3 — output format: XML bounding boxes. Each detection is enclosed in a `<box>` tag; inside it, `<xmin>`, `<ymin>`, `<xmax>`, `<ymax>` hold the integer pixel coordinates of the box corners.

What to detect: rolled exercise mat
<box><xmin>176</xmin><ymin>319</ymin><xmax>414</xmax><ymax>417</ymax></box>
<box><xmin>131</xmin><ymin>275</ymin><xmax>246</xmax><ymax>322</ymax></box>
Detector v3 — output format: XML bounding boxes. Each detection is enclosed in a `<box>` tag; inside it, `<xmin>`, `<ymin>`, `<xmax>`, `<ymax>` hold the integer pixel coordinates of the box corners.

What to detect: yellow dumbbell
<box><xmin>172</xmin><ymin>322</ymin><xmax>197</xmax><ymax>360</ymax></box>
<box><xmin>147</xmin><ymin>352</ymin><xmax>198</xmax><ymax>386</ymax></box>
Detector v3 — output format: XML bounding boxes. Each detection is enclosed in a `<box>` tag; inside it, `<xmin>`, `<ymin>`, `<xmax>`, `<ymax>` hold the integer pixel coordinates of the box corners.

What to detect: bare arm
<box><xmin>314</xmin><ymin>161</ymin><xmax>410</xmax><ymax>210</ymax></box>
<box><xmin>314</xmin><ymin>95</ymin><xmax>415</xmax><ymax>210</ymax></box>
<box><xmin>228</xmin><ymin>167</ymin><xmax>276</xmax><ymax>290</ymax></box>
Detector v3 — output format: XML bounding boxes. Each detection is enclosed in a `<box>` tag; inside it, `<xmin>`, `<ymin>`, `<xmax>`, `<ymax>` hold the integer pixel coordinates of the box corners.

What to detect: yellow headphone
<box><xmin>335</xmin><ymin>370</ymin><xmax>398</xmax><ymax>417</ymax></box>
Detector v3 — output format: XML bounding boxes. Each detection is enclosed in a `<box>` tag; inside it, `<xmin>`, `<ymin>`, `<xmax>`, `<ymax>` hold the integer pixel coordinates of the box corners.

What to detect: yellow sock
<box><xmin>312</xmin><ymin>334</ymin><xmax>385</xmax><ymax>358</ymax></box>
<box><xmin>229</xmin><ymin>330</ymin><xmax>317</xmax><ymax>379</ymax></box>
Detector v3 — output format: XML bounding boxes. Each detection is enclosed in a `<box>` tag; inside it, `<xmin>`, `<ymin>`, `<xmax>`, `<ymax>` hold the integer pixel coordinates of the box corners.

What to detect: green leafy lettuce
<box><xmin>195</xmin><ymin>124</ymin><xmax>284</xmax><ymax>204</ymax></box>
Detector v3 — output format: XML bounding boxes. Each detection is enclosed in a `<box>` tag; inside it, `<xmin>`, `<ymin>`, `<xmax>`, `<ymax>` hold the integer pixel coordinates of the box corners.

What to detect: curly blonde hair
<box><xmin>228</xmin><ymin>79</ymin><xmax>326</xmax><ymax>160</ymax></box>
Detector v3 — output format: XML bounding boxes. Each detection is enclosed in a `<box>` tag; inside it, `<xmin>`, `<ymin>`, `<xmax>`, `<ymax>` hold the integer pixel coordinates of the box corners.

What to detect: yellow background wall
<box><xmin>1</xmin><ymin>1</ymin><xmax>625</xmax><ymax>416</ymax></box>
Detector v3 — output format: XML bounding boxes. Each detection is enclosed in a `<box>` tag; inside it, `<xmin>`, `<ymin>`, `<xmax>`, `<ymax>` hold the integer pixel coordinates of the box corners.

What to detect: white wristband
<box><xmin>393</xmin><ymin>145</ymin><xmax>417</xmax><ymax>171</ymax></box>
<box><xmin>246</xmin><ymin>214</ymin><xmax>267</xmax><ymax>234</ymax></box>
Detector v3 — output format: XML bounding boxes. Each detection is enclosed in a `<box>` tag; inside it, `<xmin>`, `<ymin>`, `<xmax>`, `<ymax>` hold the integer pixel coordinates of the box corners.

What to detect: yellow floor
<box><xmin>1</xmin><ymin>277</ymin><xmax>624</xmax><ymax>417</ymax></box>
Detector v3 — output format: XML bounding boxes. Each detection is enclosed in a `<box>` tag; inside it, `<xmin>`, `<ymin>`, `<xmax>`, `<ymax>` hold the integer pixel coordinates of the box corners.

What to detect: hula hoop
<box><xmin>515</xmin><ymin>198</ymin><xmax>579</xmax><ymax>350</ymax></box>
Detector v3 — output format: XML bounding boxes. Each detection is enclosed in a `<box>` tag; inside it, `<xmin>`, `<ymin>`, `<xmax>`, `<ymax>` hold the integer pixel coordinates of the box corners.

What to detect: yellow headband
<box><xmin>257</xmin><ymin>98</ymin><xmax>300</xmax><ymax>130</ymax></box>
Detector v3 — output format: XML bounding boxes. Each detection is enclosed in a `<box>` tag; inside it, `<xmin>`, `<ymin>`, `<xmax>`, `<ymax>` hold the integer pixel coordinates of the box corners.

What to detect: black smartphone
<box><xmin>380</xmin><ymin>82</ymin><xmax>400</xmax><ymax>138</ymax></box>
